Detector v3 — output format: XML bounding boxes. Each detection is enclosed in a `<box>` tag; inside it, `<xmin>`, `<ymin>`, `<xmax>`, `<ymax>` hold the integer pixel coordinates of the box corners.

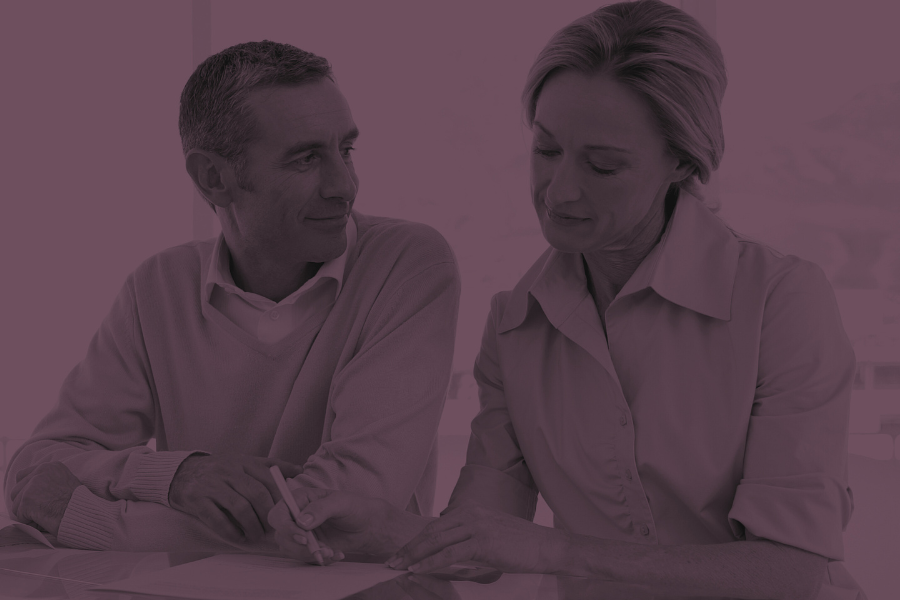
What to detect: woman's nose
<box><xmin>544</xmin><ymin>161</ymin><xmax>581</xmax><ymax>207</ymax></box>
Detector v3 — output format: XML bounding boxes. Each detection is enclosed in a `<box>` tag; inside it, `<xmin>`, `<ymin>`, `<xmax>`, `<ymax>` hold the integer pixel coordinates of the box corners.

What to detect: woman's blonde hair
<box><xmin>523</xmin><ymin>0</ymin><xmax>727</xmax><ymax>204</ymax></box>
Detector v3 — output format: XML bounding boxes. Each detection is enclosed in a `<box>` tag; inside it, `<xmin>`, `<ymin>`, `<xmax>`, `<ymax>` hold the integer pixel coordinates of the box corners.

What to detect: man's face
<box><xmin>222</xmin><ymin>79</ymin><xmax>359</xmax><ymax>264</ymax></box>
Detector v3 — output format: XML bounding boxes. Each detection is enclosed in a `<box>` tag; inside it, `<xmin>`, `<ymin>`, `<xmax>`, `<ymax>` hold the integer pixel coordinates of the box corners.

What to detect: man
<box><xmin>4</xmin><ymin>41</ymin><xmax>460</xmax><ymax>555</ymax></box>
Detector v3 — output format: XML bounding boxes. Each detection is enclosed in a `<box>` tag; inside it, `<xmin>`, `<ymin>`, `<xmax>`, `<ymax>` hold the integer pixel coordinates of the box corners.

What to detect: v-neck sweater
<box><xmin>5</xmin><ymin>212</ymin><xmax>460</xmax><ymax>552</ymax></box>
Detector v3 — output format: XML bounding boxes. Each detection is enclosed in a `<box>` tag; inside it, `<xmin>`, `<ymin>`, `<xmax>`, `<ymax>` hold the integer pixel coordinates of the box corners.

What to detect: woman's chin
<box><xmin>541</xmin><ymin>225</ymin><xmax>591</xmax><ymax>255</ymax></box>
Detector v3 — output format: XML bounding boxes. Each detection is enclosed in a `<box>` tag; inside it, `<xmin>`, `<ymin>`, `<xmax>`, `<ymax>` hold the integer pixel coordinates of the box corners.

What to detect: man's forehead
<box><xmin>248</xmin><ymin>82</ymin><xmax>354</xmax><ymax>128</ymax></box>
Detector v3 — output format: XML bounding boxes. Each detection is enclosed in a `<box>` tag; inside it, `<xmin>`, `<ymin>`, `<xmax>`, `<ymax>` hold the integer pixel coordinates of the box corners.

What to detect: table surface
<box><xmin>0</xmin><ymin>540</ymin><xmax>724</xmax><ymax>600</ymax></box>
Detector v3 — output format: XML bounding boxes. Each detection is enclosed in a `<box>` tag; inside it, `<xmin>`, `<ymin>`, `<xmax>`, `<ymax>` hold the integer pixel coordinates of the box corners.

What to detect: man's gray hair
<box><xmin>179</xmin><ymin>40</ymin><xmax>333</xmax><ymax>194</ymax></box>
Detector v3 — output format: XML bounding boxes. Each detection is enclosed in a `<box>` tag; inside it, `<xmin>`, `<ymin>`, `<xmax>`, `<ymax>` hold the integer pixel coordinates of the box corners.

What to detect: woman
<box><xmin>270</xmin><ymin>1</ymin><xmax>863</xmax><ymax>598</ymax></box>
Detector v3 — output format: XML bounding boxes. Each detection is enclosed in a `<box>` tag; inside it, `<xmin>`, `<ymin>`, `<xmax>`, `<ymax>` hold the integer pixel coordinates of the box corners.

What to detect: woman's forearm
<box><xmin>385</xmin><ymin>511</ymin><xmax>436</xmax><ymax>554</ymax></box>
<box><xmin>555</xmin><ymin>533</ymin><xmax>827</xmax><ymax>600</ymax></box>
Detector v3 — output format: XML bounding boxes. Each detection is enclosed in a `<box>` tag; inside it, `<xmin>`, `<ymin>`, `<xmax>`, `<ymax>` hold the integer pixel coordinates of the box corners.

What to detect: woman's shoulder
<box><xmin>727</xmin><ymin>229</ymin><xmax>836</xmax><ymax>311</ymax></box>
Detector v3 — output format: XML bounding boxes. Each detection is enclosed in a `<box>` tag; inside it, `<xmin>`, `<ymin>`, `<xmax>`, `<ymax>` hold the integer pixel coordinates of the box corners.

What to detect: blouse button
<box><xmin>640</xmin><ymin>525</ymin><xmax>650</xmax><ymax>536</ymax></box>
<box><xmin>619</xmin><ymin>415</ymin><xmax>627</xmax><ymax>426</ymax></box>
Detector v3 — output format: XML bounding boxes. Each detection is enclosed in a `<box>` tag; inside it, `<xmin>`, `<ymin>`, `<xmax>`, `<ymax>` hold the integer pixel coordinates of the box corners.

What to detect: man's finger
<box><xmin>198</xmin><ymin>500</ymin><xmax>244</xmax><ymax>543</ymax></box>
<box><xmin>247</xmin><ymin>462</ymin><xmax>291</xmax><ymax>503</ymax></box>
<box><xmin>220</xmin><ymin>489</ymin><xmax>265</xmax><ymax>541</ymax></box>
<box><xmin>14</xmin><ymin>465</ymin><xmax>39</xmax><ymax>484</ymax></box>
<box><xmin>233</xmin><ymin>477</ymin><xmax>276</xmax><ymax>533</ymax></box>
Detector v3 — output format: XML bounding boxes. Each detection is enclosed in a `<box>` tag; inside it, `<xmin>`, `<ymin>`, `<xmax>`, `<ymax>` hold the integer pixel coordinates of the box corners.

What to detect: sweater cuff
<box><xmin>57</xmin><ymin>486</ymin><xmax>120</xmax><ymax>550</ymax></box>
<box><xmin>132</xmin><ymin>450</ymin><xmax>207</xmax><ymax>507</ymax></box>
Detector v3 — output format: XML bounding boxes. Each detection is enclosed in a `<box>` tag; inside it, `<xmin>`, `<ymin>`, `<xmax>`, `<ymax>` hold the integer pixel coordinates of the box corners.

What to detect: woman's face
<box><xmin>530</xmin><ymin>69</ymin><xmax>691</xmax><ymax>255</ymax></box>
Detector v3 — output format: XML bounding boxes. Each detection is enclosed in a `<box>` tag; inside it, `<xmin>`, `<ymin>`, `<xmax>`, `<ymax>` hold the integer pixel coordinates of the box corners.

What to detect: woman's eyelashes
<box><xmin>532</xmin><ymin>146</ymin><xmax>619</xmax><ymax>176</ymax></box>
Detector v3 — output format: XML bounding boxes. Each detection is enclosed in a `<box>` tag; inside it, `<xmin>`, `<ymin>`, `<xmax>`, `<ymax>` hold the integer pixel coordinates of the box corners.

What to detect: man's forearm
<box><xmin>556</xmin><ymin>533</ymin><xmax>827</xmax><ymax>600</ymax></box>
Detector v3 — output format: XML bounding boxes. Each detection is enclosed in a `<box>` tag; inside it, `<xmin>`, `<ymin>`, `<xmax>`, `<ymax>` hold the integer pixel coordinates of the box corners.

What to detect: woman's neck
<box><xmin>583</xmin><ymin>190</ymin><xmax>676</xmax><ymax>320</ymax></box>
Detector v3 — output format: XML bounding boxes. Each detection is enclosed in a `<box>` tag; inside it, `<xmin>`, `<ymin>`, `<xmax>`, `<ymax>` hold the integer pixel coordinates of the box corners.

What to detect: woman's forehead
<box><xmin>534</xmin><ymin>70</ymin><xmax>664</xmax><ymax>151</ymax></box>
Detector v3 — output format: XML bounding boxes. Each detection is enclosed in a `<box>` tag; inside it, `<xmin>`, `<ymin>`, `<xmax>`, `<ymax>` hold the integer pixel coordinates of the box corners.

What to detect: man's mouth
<box><xmin>307</xmin><ymin>214</ymin><xmax>348</xmax><ymax>221</ymax></box>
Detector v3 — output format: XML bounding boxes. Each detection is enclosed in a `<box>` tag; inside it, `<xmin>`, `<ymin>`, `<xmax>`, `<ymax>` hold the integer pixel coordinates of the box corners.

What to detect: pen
<box><xmin>269</xmin><ymin>465</ymin><xmax>326</xmax><ymax>566</ymax></box>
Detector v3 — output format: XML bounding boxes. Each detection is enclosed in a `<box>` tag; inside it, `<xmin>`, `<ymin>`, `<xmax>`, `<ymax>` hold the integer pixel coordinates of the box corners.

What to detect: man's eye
<box><xmin>294</xmin><ymin>153</ymin><xmax>318</xmax><ymax>166</ymax></box>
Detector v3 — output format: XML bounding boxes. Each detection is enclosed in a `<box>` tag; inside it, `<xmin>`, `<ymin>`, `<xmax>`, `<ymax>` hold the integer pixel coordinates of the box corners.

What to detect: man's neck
<box><xmin>229</xmin><ymin>253</ymin><xmax>322</xmax><ymax>303</ymax></box>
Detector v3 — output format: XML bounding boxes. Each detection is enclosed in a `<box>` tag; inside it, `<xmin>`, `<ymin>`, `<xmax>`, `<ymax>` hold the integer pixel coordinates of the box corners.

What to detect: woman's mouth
<box><xmin>545</xmin><ymin>205</ymin><xmax>589</xmax><ymax>225</ymax></box>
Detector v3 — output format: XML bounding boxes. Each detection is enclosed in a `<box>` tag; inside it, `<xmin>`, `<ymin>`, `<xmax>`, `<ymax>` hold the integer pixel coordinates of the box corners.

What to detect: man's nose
<box><xmin>319</xmin><ymin>154</ymin><xmax>357</xmax><ymax>202</ymax></box>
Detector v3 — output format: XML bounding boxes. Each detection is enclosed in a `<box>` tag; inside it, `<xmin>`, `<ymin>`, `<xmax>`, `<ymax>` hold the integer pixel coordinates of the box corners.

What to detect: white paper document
<box><xmin>91</xmin><ymin>553</ymin><xmax>404</xmax><ymax>600</ymax></box>
<box><xmin>0</xmin><ymin>510</ymin><xmax>56</xmax><ymax>548</ymax></box>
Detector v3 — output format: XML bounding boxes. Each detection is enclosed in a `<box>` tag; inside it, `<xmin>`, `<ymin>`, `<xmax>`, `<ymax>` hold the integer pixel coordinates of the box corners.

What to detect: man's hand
<box><xmin>268</xmin><ymin>486</ymin><xmax>428</xmax><ymax>559</ymax></box>
<box><xmin>9</xmin><ymin>462</ymin><xmax>82</xmax><ymax>537</ymax></box>
<box><xmin>168</xmin><ymin>453</ymin><xmax>303</xmax><ymax>544</ymax></box>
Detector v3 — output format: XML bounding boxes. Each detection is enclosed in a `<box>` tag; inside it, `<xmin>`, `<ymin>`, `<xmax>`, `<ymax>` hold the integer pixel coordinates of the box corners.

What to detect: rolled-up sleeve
<box><xmin>728</xmin><ymin>261</ymin><xmax>855</xmax><ymax>560</ymax></box>
<box><xmin>445</xmin><ymin>293</ymin><xmax>538</xmax><ymax>520</ymax></box>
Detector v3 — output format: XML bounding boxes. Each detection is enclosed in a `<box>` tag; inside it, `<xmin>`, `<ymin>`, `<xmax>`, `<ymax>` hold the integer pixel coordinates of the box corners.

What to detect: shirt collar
<box><xmin>204</xmin><ymin>214</ymin><xmax>357</xmax><ymax>306</ymax></box>
<box><xmin>498</xmin><ymin>193</ymin><xmax>740</xmax><ymax>333</ymax></box>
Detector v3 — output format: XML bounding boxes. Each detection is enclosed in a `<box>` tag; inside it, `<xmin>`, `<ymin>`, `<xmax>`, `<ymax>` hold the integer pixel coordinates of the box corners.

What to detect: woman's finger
<box><xmin>288</xmin><ymin>486</ymin><xmax>332</xmax><ymax>511</ymax></box>
<box><xmin>407</xmin><ymin>539</ymin><xmax>479</xmax><ymax>574</ymax></box>
<box><xmin>389</xmin><ymin>524</ymin><xmax>471</xmax><ymax>570</ymax></box>
<box><xmin>267</xmin><ymin>500</ymin><xmax>305</xmax><ymax>535</ymax></box>
<box><xmin>294</xmin><ymin>492</ymin><xmax>358</xmax><ymax>530</ymax></box>
<box><xmin>265</xmin><ymin>458</ymin><xmax>304</xmax><ymax>479</ymax></box>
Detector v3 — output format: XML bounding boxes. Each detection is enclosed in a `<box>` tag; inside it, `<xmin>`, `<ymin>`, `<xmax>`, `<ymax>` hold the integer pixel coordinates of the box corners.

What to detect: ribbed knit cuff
<box><xmin>57</xmin><ymin>486</ymin><xmax>119</xmax><ymax>551</ymax></box>
<box><xmin>132</xmin><ymin>450</ymin><xmax>207</xmax><ymax>507</ymax></box>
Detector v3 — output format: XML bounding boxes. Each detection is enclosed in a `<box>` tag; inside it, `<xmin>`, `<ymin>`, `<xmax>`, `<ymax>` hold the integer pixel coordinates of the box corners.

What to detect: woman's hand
<box><xmin>385</xmin><ymin>503</ymin><xmax>567</xmax><ymax>574</ymax></box>
<box><xmin>268</xmin><ymin>486</ymin><xmax>429</xmax><ymax>560</ymax></box>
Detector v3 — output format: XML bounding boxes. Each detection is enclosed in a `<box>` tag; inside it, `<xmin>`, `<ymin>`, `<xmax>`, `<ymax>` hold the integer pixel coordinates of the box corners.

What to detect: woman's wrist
<box><xmin>552</xmin><ymin>531</ymin><xmax>620</xmax><ymax>579</ymax></box>
<box><xmin>385</xmin><ymin>509</ymin><xmax>434</xmax><ymax>554</ymax></box>
<box><xmin>541</xmin><ymin>527</ymin><xmax>589</xmax><ymax>576</ymax></box>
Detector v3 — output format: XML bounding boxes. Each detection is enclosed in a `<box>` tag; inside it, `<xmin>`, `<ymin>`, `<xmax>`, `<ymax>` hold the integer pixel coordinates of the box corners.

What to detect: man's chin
<box><xmin>300</xmin><ymin>234</ymin><xmax>347</xmax><ymax>263</ymax></box>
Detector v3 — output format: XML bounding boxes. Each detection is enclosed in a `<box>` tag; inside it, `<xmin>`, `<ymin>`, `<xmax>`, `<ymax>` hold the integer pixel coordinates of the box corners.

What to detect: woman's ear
<box><xmin>671</xmin><ymin>160</ymin><xmax>696</xmax><ymax>185</ymax></box>
<box><xmin>185</xmin><ymin>149</ymin><xmax>235</xmax><ymax>209</ymax></box>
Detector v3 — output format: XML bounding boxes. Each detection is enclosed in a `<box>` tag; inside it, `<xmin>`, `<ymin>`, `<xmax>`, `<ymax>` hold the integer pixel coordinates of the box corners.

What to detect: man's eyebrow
<box><xmin>533</xmin><ymin>121</ymin><xmax>630</xmax><ymax>154</ymax></box>
<box><xmin>281</xmin><ymin>128</ymin><xmax>360</xmax><ymax>159</ymax></box>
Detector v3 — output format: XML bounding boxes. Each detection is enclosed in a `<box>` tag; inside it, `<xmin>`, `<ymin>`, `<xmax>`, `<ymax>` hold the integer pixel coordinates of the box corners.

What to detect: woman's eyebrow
<box><xmin>533</xmin><ymin>120</ymin><xmax>630</xmax><ymax>154</ymax></box>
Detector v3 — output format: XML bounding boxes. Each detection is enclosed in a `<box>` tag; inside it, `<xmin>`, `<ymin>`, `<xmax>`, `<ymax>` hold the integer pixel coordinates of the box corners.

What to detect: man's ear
<box><xmin>185</xmin><ymin>149</ymin><xmax>236</xmax><ymax>209</ymax></box>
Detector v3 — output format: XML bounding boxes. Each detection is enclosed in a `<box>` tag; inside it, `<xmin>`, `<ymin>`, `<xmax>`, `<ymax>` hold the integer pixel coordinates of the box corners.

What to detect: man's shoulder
<box><xmin>131</xmin><ymin>239</ymin><xmax>215</xmax><ymax>288</ymax></box>
<box><xmin>353</xmin><ymin>212</ymin><xmax>456</xmax><ymax>267</ymax></box>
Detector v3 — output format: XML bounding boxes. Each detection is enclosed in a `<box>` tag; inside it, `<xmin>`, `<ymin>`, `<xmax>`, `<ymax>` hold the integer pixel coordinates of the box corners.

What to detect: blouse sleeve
<box><xmin>443</xmin><ymin>292</ymin><xmax>539</xmax><ymax>520</ymax></box>
<box><xmin>728</xmin><ymin>259</ymin><xmax>855</xmax><ymax>560</ymax></box>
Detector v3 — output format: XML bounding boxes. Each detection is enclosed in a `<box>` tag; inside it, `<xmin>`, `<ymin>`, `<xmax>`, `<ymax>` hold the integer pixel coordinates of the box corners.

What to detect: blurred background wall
<box><xmin>1</xmin><ymin>1</ymin><xmax>898</xmax><ymax>596</ymax></box>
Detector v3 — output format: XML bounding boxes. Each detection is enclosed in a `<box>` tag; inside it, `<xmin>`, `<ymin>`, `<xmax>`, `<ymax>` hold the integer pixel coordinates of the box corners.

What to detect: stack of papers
<box><xmin>92</xmin><ymin>554</ymin><xmax>404</xmax><ymax>600</ymax></box>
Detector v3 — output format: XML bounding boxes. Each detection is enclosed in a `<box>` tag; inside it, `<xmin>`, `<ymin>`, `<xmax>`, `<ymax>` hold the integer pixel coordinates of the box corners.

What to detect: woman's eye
<box><xmin>341</xmin><ymin>146</ymin><xmax>356</xmax><ymax>158</ymax></box>
<box><xmin>532</xmin><ymin>147</ymin><xmax>559</xmax><ymax>158</ymax></box>
<box><xmin>590</xmin><ymin>165</ymin><xmax>617</xmax><ymax>176</ymax></box>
